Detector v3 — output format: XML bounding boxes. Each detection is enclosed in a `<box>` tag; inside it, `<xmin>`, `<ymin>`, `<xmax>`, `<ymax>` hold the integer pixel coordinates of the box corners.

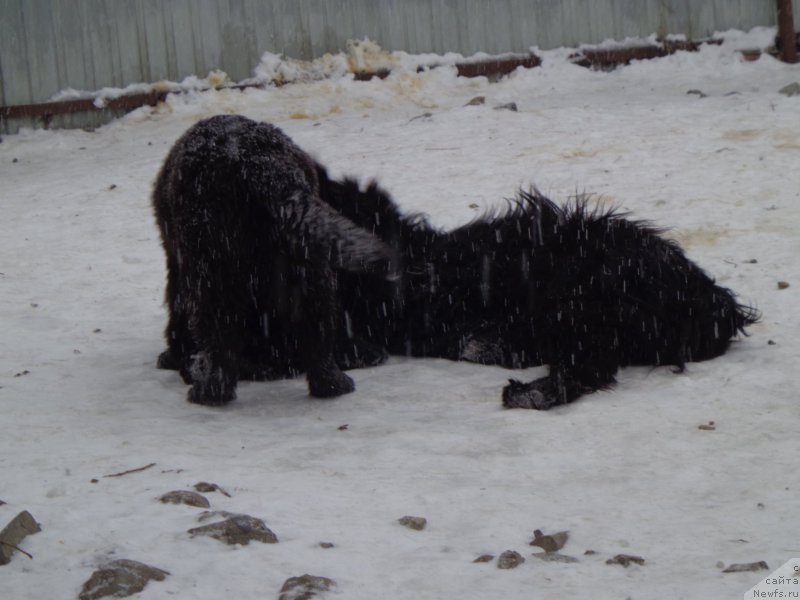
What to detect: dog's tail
<box><xmin>684</xmin><ymin>281</ymin><xmax>759</xmax><ymax>363</ymax></box>
<box><xmin>514</xmin><ymin>188</ymin><xmax>759</xmax><ymax>365</ymax></box>
<box><xmin>295</xmin><ymin>197</ymin><xmax>396</xmax><ymax>273</ymax></box>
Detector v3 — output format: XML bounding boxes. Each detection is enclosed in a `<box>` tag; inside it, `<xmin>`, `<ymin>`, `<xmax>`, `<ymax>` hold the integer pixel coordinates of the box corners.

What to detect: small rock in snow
<box><xmin>159</xmin><ymin>490</ymin><xmax>210</xmax><ymax>508</ymax></box>
<box><xmin>532</xmin><ymin>552</ymin><xmax>579</xmax><ymax>563</ymax></box>
<box><xmin>606</xmin><ymin>554</ymin><xmax>645</xmax><ymax>567</ymax></box>
<box><xmin>188</xmin><ymin>514</ymin><xmax>278</xmax><ymax>545</ymax></box>
<box><xmin>777</xmin><ymin>281</ymin><xmax>790</xmax><ymax>290</ymax></box>
<box><xmin>779</xmin><ymin>82</ymin><xmax>800</xmax><ymax>97</ymax></box>
<box><xmin>278</xmin><ymin>574</ymin><xmax>336</xmax><ymax>600</ymax></box>
<box><xmin>472</xmin><ymin>554</ymin><xmax>494</xmax><ymax>563</ymax></box>
<box><xmin>78</xmin><ymin>559</ymin><xmax>169</xmax><ymax>600</ymax></box>
<box><xmin>0</xmin><ymin>511</ymin><xmax>41</xmax><ymax>565</ymax></box>
<box><xmin>196</xmin><ymin>510</ymin><xmax>238</xmax><ymax>522</ymax></box>
<box><xmin>723</xmin><ymin>560</ymin><xmax>769</xmax><ymax>573</ymax></box>
<box><xmin>497</xmin><ymin>550</ymin><xmax>525</xmax><ymax>569</ymax></box>
<box><xmin>398</xmin><ymin>515</ymin><xmax>427</xmax><ymax>531</ymax></box>
<box><xmin>465</xmin><ymin>96</ymin><xmax>486</xmax><ymax>106</ymax></box>
<box><xmin>687</xmin><ymin>89</ymin><xmax>707</xmax><ymax>98</ymax></box>
<box><xmin>529</xmin><ymin>529</ymin><xmax>569</xmax><ymax>553</ymax></box>
<box><xmin>493</xmin><ymin>102</ymin><xmax>518</xmax><ymax>112</ymax></box>
<box><xmin>319</xmin><ymin>542</ymin><xmax>335</xmax><ymax>549</ymax></box>
<box><xmin>193</xmin><ymin>481</ymin><xmax>231</xmax><ymax>497</ymax></box>
<box><xmin>408</xmin><ymin>112</ymin><xmax>433</xmax><ymax>123</ymax></box>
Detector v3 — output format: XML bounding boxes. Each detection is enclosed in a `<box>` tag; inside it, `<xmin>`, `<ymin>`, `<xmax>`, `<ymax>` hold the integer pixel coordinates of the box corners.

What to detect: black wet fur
<box><xmin>327</xmin><ymin>187</ymin><xmax>759</xmax><ymax>410</ymax></box>
<box><xmin>152</xmin><ymin>115</ymin><xmax>392</xmax><ymax>405</ymax></box>
<box><xmin>154</xmin><ymin>116</ymin><xmax>758</xmax><ymax>410</ymax></box>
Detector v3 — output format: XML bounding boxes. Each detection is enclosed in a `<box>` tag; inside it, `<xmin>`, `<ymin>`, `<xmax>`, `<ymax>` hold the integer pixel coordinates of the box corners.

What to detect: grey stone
<box><xmin>465</xmin><ymin>96</ymin><xmax>486</xmax><ymax>106</ymax></box>
<box><xmin>497</xmin><ymin>550</ymin><xmax>525</xmax><ymax>569</ymax></box>
<box><xmin>196</xmin><ymin>510</ymin><xmax>238</xmax><ymax>523</ymax></box>
<box><xmin>472</xmin><ymin>554</ymin><xmax>494</xmax><ymax>563</ymax></box>
<box><xmin>532</xmin><ymin>552</ymin><xmax>579</xmax><ymax>563</ymax></box>
<box><xmin>606</xmin><ymin>554</ymin><xmax>645</xmax><ymax>567</ymax></box>
<box><xmin>159</xmin><ymin>490</ymin><xmax>210</xmax><ymax>508</ymax></box>
<box><xmin>397</xmin><ymin>516</ymin><xmax>427</xmax><ymax>531</ymax></box>
<box><xmin>493</xmin><ymin>102</ymin><xmax>518</xmax><ymax>112</ymax></box>
<box><xmin>193</xmin><ymin>481</ymin><xmax>231</xmax><ymax>497</ymax></box>
<box><xmin>188</xmin><ymin>514</ymin><xmax>278</xmax><ymax>545</ymax></box>
<box><xmin>0</xmin><ymin>511</ymin><xmax>41</xmax><ymax>565</ymax></box>
<box><xmin>723</xmin><ymin>561</ymin><xmax>769</xmax><ymax>573</ymax></box>
<box><xmin>529</xmin><ymin>529</ymin><xmax>569</xmax><ymax>553</ymax></box>
<box><xmin>78</xmin><ymin>559</ymin><xmax>169</xmax><ymax>600</ymax></box>
<box><xmin>278</xmin><ymin>574</ymin><xmax>336</xmax><ymax>600</ymax></box>
<box><xmin>779</xmin><ymin>82</ymin><xmax>800</xmax><ymax>97</ymax></box>
<box><xmin>408</xmin><ymin>112</ymin><xmax>433</xmax><ymax>123</ymax></box>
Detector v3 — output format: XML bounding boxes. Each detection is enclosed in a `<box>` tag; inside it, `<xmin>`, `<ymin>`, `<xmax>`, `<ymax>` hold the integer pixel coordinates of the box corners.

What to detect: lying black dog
<box><xmin>327</xmin><ymin>185</ymin><xmax>759</xmax><ymax>410</ymax></box>
<box><xmin>152</xmin><ymin>115</ymin><xmax>391</xmax><ymax>405</ymax></box>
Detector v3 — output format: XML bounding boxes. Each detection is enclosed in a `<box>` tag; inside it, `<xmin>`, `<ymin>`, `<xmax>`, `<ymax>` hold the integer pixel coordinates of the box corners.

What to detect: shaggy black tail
<box><xmin>496</xmin><ymin>189</ymin><xmax>759</xmax><ymax>409</ymax></box>
<box><xmin>514</xmin><ymin>188</ymin><xmax>759</xmax><ymax>365</ymax></box>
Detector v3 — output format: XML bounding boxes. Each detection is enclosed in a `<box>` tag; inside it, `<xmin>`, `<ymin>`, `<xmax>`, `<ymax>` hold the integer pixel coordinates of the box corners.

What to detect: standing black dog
<box><xmin>326</xmin><ymin>186</ymin><xmax>759</xmax><ymax>410</ymax></box>
<box><xmin>152</xmin><ymin>115</ymin><xmax>391</xmax><ymax>405</ymax></box>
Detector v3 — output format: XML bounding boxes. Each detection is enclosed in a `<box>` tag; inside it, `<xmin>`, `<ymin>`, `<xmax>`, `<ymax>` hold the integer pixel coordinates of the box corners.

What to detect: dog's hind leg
<box><xmin>299</xmin><ymin>258</ymin><xmax>358</xmax><ymax>398</ymax></box>
<box><xmin>502</xmin><ymin>284</ymin><xmax>621</xmax><ymax>410</ymax></box>
<box><xmin>502</xmin><ymin>363</ymin><xmax>616</xmax><ymax>410</ymax></box>
<box><xmin>289</xmin><ymin>200</ymin><xmax>393</xmax><ymax>397</ymax></box>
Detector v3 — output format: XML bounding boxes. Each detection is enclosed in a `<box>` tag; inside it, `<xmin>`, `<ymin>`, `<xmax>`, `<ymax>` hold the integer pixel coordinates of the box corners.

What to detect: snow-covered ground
<box><xmin>2</xmin><ymin>29</ymin><xmax>799</xmax><ymax>599</ymax></box>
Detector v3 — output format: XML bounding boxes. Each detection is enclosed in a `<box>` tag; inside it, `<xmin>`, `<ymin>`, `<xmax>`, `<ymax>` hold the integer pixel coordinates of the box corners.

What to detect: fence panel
<box><xmin>0</xmin><ymin>0</ymin><xmax>792</xmax><ymax>133</ymax></box>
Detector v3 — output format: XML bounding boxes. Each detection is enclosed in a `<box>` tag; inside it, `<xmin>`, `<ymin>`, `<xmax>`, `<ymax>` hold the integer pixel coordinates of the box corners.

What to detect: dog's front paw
<box><xmin>187</xmin><ymin>351</ymin><xmax>237</xmax><ymax>405</ymax></box>
<box><xmin>188</xmin><ymin>380</ymin><xmax>237</xmax><ymax>406</ymax></box>
<box><xmin>501</xmin><ymin>378</ymin><xmax>559</xmax><ymax>410</ymax></box>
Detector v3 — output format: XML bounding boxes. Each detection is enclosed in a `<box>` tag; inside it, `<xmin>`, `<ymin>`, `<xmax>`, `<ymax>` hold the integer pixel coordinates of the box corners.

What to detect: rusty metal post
<box><xmin>777</xmin><ymin>0</ymin><xmax>798</xmax><ymax>63</ymax></box>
